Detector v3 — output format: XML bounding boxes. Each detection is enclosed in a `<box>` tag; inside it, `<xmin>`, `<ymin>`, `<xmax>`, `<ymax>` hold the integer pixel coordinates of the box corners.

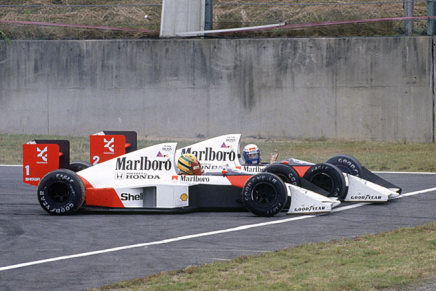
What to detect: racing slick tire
<box><xmin>69</xmin><ymin>161</ymin><xmax>92</xmax><ymax>173</ymax></box>
<box><xmin>37</xmin><ymin>169</ymin><xmax>86</xmax><ymax>215</ymax></box>
<box><xmin>303</xmin><ymin>163</ymin><xmax>347</xmax><ymax>200</ymax></box>
<box><xmin>242</xmin><ymin>172</ymin><xmax>288</xmax><ymax>217</ymax></box>
<box><xmin>262</xmin><ymin>163</ymin><xmax>301</xmax><ymax>186</ymax></box>
<box><xmin>326</xmin><ymin>154</ymin><xmax>363</xmax><ymax>177</ymax></box>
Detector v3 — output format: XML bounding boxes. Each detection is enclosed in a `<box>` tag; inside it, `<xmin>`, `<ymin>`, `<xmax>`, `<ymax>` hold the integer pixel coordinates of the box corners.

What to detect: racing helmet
<box><xmin>177</xmin><ymin>154</ymin><xmax>204</xmax><ymax>175</ymax></box>
<box><xmin>243</xmin><ymin>144</ymin><xmax>261</xmax><ymax>164</ymax></box>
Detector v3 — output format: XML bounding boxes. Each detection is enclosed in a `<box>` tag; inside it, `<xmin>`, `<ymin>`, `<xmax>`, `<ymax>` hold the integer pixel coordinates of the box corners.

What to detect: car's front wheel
<box><xmin>242</xmin><ymin>172</ymin><xmax>288</xmax><ymax>217</ymax></box>
<box><xmin>303</xmin><ymin>163</ymin><xmax>347</xmax><ymax>200</ymax></box>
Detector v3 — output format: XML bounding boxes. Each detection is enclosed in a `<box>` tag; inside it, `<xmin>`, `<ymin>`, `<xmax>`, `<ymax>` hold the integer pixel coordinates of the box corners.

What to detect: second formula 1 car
<box><xmin>177</xmin><ymin>134</ymin><xmax>401</xmax><ymax>203</ymax></box>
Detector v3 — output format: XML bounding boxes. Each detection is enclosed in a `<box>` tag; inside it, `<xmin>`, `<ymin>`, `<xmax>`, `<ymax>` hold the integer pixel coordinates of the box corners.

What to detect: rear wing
<box><xmin>23</xmin><ymin>140</ymin><xmax>70</xmax><ymax>186</ymax></box>
<box><xmin>90</xmin><ymin>131</ymin><xmax>137</xmax><ymax>165</ymax></box>
<box><xmin>23</xmin><ymin>131</ymin><xmax>137</xmax><ymax>186</ymax></box>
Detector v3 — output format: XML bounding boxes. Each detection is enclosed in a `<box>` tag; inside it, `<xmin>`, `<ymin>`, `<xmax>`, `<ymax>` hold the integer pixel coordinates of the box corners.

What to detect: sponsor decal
<box><xmin>116</xmin><ymin>156</ymin><xmax>172</xmax><ymax>171</ymax></box>
<box><xmin>180</xmin><ymin>147</ymin><xmax>236</xmax><ymax>162</ymax></box>
<box><xmin>114</xmin><ymin>172</ymin><xmax>124</xmax><ymax>180</ymax></box>
<box><xmin>25</xmin><ymin>177</ymin><xmax>41</xmax><ymax>182</ymax></box>
<box><xmin>56</xmin><ymin>173</ymin><xmax>75</xmax><ymax>184</ymax></box>
<box><xmin>338</xmin><ymin>158</ymin><xmax>359</xmax><ymax>175</ymax></box>
<box><xmin>201</xmin><ymin>163</ymin><xmax>219</xmax><ymax>170</ymax></box>
<box><xmin>179</xmin><ymin>175</ymin><xmax>210</xmax><ymax>182</ymax></box>
<box><xmin>104</xmin><ymin>137</ymin><xmax>115</xmax><ymax>154</ymax></box>
<box><xmin>349</xmin><ymin>195</ymin><xmax>383</xmax><ymax>200</ymax></box>
<box><xmin>294</xmin><ymin>205</ymin><xmax>326</xmax><ymax>212</ymax></box>
<box><xmin>114</xmin><ymin>172</ymin><xmax>160</xmax><ymax>180</ymax></box>
<box><xmin>220</xmin><ymin>142</ymin><xmax>227</xmax><ymax>148</ymax></box>
<box><xmin>120</xmin><ymin>192</ymin><xmax>144</xmax><ymax>201</ymax></box>
<box><xmin>156</xmin><ymin>151</ymin><xmax>169</xmax><ymax>158</ymax></box>
<box><xmin>180</xmin><ymin>193</ymin><xmax>188</xmax><ymax>201</ymax></box>
<box><xmin>36</xmin><ymin>146</ymin><xmax>48</xmax><ymax>164</ymax></box>
<box><xmin>226</xmin><ymin>136</ymin><xmax>236</xmax><ymax>142</ymax></box>
<box><xmin>172</xmin><ymin>176</ymin><xmax>179</xmax><ymax>183</ymax></box>
<box><xmin>242</xmin><ymin>166</ymin><xmax>265</xmax><ymax>173</ymax></box>
<box><xmin>161</xmin><ymin>145</ymin><xmax>173</xmax><ymax>151</ymax></box>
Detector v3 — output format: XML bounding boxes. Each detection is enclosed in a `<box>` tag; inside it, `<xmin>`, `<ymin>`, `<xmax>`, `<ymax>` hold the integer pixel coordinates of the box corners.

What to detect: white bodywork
<box><xmin>287</xmin><ymin>184</ymin><xmax>341</xmax><ymax>214</ymax></box>
<box><xmin>343</xmin><ymin>174</ymin><xmax>400</xmax><ymax>202</ymax></box>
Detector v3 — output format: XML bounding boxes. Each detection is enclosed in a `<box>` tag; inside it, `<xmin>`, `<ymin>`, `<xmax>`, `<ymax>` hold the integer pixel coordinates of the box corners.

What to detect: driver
<box><xmin>177</xmin><ymin>153</ymin><xmax>204</xmax><ymax>175</ymax></box>
<box><xmin>243</xmin><ymin>144</ymin><xmax>279</xmax><ymax>165</ymax></box>
<box><xmin>243</xmin><ymin>144</ymin><xmax>261</xmax><ymax>164</ymax></box>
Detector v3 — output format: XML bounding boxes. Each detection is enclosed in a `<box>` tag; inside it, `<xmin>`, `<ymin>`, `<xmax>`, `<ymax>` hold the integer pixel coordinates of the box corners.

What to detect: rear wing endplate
<box><xmin>90</xmin><ymin>131</ymin><xmax>137</xmax><ymax>165</ymax></box>
<box><xmin>23</xmin><ymin>140</ymin><xmax>70</xmax><ymax>186</ymax></box>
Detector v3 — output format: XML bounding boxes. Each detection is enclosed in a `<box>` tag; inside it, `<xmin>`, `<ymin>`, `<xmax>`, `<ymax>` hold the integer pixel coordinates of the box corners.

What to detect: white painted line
<box><xmin>398</xmin><ymin>187</ymin><xmax>436</xmax><ymax>197</ymax></box>
<box><xmin>0</xmin><ymin>164</ymin><xmax>22</xmax><ymax>167</ymax></box>
<box><xmin>0</xmin><ymin>215</ymin><xmax>313</xmax><ymax>272</ymax></box>
<box><xmin>374</xmin><ymin>171</ymin><xmax>436</xmax><ymax>175</ymax></box>
<box><xmin>1</xmin><ymin>186</ymin><xmax>436</xmax><ymax>272</ymax></box>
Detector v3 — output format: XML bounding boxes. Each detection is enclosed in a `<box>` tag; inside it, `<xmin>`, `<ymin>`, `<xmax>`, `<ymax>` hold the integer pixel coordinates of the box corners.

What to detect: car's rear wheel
<box><xmin>326</xmin><ymin>154</ymin><xmax>363</xmax><ymax>177</ymax></box>
<box><xmin>69</xmin><ymin>161</ymin><xmax>92</xmax><ymax>173</ymax></box>
<box><xmin>263</xmin><ymin>163</ymin><xmax>301</xmax><ymax>186</ymax></box>
<box><xmin>37</xmin><ymin>169</ymin><xmax>85</xmax><ymax>215</ymax></box>
<box><xmin>242</xmin><ymin>172</ymin><xmax>287</xmax><ymax>217</ymax></box>
<box><xmin>303</xmin><ymin>163</ymin><xmax>347</xmax><ymax>200</ymax></box>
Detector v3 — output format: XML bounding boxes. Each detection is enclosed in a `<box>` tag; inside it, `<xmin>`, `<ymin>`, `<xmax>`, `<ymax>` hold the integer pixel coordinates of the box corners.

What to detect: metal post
<box><xmin>428</xmin><ymin>0</ymin><xmax>436</xmax><ymax>35</ymax></box>
<box><xmin>404</xmin><ymin>0</ymin><xmax>414</xmax><ymax>35</ymax></box>
<box><xmin>205</xmin><ymin>0</ymin><xmax>213</xmax><ymax>31</ymax></box>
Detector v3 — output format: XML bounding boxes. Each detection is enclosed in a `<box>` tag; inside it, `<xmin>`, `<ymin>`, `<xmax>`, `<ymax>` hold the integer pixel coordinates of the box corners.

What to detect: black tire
<box><xmin>263</xmin><ymin>163</ymin><xmax>301</xmax><ymax>186</ymax></box>
<box><xmin>326</xmin><ymin>154</ymin><xmax>363</xmax><ymax>177</ymax></box>
<box><xmin>69</xmin><ymin>161</ymin><xmax>92</xmax><ymax>173</ymax></box>
<box><xmin>303</xmin><ymin>163</ymin><xmax>347</xmax><ymax>200</ymax></box>
<box><xmin>37</xmin><ymin>169</ymin><xmax>86</xmax><ymax>215</ymax></box>
<box><xmin>242</xmin><ymin>172</ymin><xmax>288</xmax><ymax>217</ymax></box>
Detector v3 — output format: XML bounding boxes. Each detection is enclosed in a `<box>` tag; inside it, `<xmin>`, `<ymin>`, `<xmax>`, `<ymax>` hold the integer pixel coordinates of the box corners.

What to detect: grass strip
<box><xmin>92</xmin><ymin>222</ymin><xmax>436</xmax><ymax>291</ymax></box>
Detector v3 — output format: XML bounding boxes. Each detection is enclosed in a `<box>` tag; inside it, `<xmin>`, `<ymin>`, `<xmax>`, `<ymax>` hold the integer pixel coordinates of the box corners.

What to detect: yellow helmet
<box><xmin>177</xmin><ymin>154</ymin><xmax>203</xmax><ymax>175</ymax></box>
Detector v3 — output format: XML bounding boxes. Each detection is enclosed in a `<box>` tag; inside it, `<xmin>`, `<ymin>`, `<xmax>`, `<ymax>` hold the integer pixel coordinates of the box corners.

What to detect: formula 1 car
<box><xmin>22</xmin><ymin>133</ymin><xmax>400</xmax><ymax>217</ymax></box>
<box><xmin>177</xmin><ymin>134</ymin><xmax>402</xmax><ymax>203</ymax></box>
<box><xmin>23</xmin><ymin>134</ymin><xmax>344</xmax><ymax>217</ymax></box>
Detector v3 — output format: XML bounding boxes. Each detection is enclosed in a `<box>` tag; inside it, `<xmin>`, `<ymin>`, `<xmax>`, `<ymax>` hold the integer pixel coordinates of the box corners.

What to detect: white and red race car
<box><xmin>22</xmin><ymin>133</ymin><xmax>400</xmax><ymax>217</ymax></box>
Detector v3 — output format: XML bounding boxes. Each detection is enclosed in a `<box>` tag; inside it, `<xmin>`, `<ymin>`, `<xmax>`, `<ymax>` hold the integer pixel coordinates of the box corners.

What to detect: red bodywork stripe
<box><xmin>293</xmin><ymin>166</ymin><xmax>311</xmax><ymax>177</ymax></box>
<box><xmin>80</xmin><ymin>176</ymin><xmax>124</xmax><ymax>208</ymax></box>
<box><xmin>226</xmin><ymin>175</ymin><xmax>251</xmax><ymax>188</ymax></box>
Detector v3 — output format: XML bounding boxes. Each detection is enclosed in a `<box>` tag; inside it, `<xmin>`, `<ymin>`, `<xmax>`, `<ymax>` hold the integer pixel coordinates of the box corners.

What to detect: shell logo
<box><xmin>180</xmin><ymin>193</ymin><xmax>188</xmax><ymax>201</ymax></box>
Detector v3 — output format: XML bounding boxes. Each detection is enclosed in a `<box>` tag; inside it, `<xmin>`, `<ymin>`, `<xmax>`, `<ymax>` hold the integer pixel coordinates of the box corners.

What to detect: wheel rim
<box><xmin>47</xmin><ymin>182</ymin><xmax>71</xmax><ymax>204</ymax></box>
<box><xmin>309</xmin><ymin>173</ymin><xmax>335</xmax><ymax>196</ymax></box>
<box><xmin>251</xmin><ymin>182</ymin><xmax>277</xmax><ymax>207</ymax></box>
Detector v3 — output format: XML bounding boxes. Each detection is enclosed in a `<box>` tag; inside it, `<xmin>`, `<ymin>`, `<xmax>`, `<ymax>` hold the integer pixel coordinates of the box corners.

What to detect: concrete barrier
<box><xmin>0</xmin><ymin>37</ymin><xmax>433</xmax><ymax>142</ymax></box>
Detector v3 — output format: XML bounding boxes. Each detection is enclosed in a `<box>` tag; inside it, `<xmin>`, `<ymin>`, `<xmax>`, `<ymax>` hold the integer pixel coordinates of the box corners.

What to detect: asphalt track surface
<box><xmin>1</xmin><ymin>165</ymin><xmax>436</xmax><ymax>291</ymax></box>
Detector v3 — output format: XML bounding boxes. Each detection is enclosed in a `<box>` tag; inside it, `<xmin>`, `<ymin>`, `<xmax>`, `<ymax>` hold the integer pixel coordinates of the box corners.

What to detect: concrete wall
<box><xmin>0</xmin><ymin>37</ymin><xmax>433</xmax><ymax>142</ymax></box>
